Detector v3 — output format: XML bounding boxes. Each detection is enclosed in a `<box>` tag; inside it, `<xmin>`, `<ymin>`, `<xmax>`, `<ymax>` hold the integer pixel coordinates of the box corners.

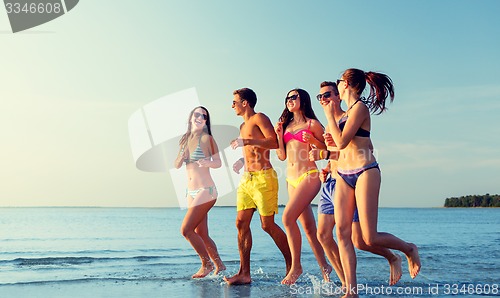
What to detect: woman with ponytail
<box><xmin>322</xmin><ymin>69</ymin><xmax>421</xmax><ymax>297</ymax></box>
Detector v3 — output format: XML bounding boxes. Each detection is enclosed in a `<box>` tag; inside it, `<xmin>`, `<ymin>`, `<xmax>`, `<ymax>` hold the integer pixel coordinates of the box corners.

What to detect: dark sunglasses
<box><xmin>193</xmin><ymin>112</ymin><xmax>207</xmax><ymax>120</ymax></box>
<box><xmin>316</xmin><ymin>91</ymin><xmax>332</xmax><ymax>101</ymax></box>
<box><xmin>285</xmin><ymin>94</ymin><xmax>299</xmax><ymax>102</ymax></box>
<box><xmin>336</xmin><ymin>79</ymin><xmax>345</xmax><ymax>85</ymax></box>
<box><xmin>232</xmin><ymin>99</ymin><xmax>246</xmax><ymax>106</ymax></box>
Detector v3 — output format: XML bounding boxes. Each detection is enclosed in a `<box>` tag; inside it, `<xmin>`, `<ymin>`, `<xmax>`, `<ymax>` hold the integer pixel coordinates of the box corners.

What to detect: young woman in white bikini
<box><xmin>174</xmin><ymin>106</ymin><xmax>225</xmax><ymax>278</ymax></box>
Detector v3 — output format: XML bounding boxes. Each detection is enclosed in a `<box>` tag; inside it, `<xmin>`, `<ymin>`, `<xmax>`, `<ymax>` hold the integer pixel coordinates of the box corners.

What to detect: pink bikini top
<box><xmin>283</xmin><ymin>120</ymin><xmax>313</xmax><ymax>144</ymax></box>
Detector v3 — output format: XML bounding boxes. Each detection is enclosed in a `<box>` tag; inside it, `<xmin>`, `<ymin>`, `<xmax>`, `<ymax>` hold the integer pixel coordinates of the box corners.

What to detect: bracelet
<box><xmin>319</xmin><ymin>150</ymin><xmax>323</xmax><ymax>159</ymax></box>
<box><xmin>325</xmin><ymin>150</ymin><xmax>330</xmax><ymax>160</ymax></box>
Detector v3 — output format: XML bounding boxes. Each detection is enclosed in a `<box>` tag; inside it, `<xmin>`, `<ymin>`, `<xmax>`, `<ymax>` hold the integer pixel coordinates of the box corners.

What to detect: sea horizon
<box><xmin>0</xmin><ymin>207</ymin><xmax>498</xmax><ymax>297</ymax></box>
<box><xmin>0</xmin><ymin>205</ymin><xmax>479</xmax><ymax>209</ymax></box>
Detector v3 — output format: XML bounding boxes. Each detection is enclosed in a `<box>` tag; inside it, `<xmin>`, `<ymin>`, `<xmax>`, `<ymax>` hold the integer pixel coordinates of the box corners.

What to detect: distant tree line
<box><xmin>444</xmin><ymin>194</ymin><xmax>500</xmax><ymax>207</ymax></box>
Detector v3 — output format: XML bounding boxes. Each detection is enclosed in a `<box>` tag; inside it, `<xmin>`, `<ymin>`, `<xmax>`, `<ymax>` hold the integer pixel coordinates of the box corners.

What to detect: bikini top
<box><xmin>283</xmin><ymin>120</ymin><xmax>313</xmax><ymax>144</ymax></box>
<box><xmin>338</xmin><ymin>116</ymin><xmax>370</xmax><ymax>137</ymax></box>
<box><xmin>184</xmin><ymin>134</ymin><xmax>208</xmax><ymax>163</ymax></box>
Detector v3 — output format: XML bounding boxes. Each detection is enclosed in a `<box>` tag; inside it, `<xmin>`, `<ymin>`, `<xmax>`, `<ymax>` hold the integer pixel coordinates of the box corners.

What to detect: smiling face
<box><xmin>190</xmin><ymin>107</ymin><xmax>207</xmax><ymax>131</ymax></box>
<box><xmin>286</xmin><ymin>90</ymin><xmax>300</xmax><ymax>112</ymax></box>
<box><xmin>318</xmin><ymin>85</ymin><xmax>338</xmax><ymax>104</ymax></box>
<box><xmin>231</xmin><ymin>94</ymin><xmax>246</xmax><ymax>116</ymax></box>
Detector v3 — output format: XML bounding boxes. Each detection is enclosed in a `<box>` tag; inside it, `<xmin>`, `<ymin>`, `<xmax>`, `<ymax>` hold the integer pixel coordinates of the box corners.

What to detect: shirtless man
<box><xmin>224</xmin><ymin>88</ymin><xmax>292</xmax><ymax>285</ymax></box>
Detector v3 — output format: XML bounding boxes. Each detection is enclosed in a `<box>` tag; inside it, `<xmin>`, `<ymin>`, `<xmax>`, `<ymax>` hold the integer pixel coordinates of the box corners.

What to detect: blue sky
<box><xmin>1</xmin><ymin>0</ymin><xmax>499</xmax><ymax>207</ymax></box>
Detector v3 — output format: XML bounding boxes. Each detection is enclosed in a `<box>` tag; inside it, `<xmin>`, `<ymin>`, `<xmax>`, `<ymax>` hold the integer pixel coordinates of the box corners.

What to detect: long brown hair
<box><xmin>279</xmin><ymin>88</ymin><xmax>321</xmax><ymax>132</ymax></box>
<box><xmin>179</xmin><ymin>106</ymin><xmax>212</xmax><ymax>147</ymax></box>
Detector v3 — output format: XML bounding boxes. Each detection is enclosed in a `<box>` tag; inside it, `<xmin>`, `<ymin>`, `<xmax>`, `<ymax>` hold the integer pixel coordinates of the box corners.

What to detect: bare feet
<box><xmin>281</xmin><ymin>267</ymin><xmax>303</xmax><ymax>285</ymax></box>
<box><xmin>224</xmin><ymin>273</ymin><xmax>252</xmax><ymax>285</ymax></box>
<box><xmin>192</xmin><ymin>263</ymin><xmax>214</xmax><ymax>278</ymax></box>
<box><xmin>214</xmin><ymin>264</ymin><xmax>226</xmax><ymax>275</ymax></box>
<box><xmin>321</xmin><ymin>264</ymin><xmax>332</xmax><ymax>282</ymax></box>
<box><xmin>406</xmin><ymin>243</ymin><xmax>421</xmax><ymax>278</ymax></box>
<box><xmin>388</xmin><ymin>254</ymin><xmax>403</xmax><ymax>285</ymax></box>
<box><xmin>341</xmin><ymin>288</ymin><xmax>359</xmax><ymax>298</ymax></box>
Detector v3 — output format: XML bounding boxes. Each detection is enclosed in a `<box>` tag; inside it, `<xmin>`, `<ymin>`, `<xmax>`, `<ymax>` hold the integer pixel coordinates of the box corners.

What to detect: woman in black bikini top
<box><xmin>322</xmin><ymin>69</ymin><xmax>421</xmax><ymax>297</ymax></box>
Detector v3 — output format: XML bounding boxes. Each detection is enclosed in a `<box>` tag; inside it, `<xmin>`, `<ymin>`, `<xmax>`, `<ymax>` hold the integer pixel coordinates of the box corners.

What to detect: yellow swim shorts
<box><xmin>237</xmin><ymin>168</ymin><xmax>279</xmax><ymax>216</ymax></box>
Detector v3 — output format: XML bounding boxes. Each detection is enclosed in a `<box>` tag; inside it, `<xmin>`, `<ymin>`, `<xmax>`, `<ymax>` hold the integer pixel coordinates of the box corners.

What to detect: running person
<box><xmin>174</xmin><ymin>106</ymin><xmax>226</xmax><ymax>278</ymax></box>
<box><xmin>224</xmin><ymin>88</ymin><xmax>292</xmax><ymax>285</ymax></box>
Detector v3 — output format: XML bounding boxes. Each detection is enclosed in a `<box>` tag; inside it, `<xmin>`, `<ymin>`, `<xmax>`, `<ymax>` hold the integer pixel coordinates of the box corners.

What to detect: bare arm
<box><xmin>232</xmin><ymin>157</ymin><xmax>245</xmax><ymax>174</ymax></box>
<box><xmin>305</xmin><ymin>119</ymin><xmax>327</xmax><ymax>149</ymax></box>
<box><xmin>309</xmin><ymin>147</ymin><xmax>340</xmax><ymax>161</ymax></box>
<box><xmin>324</xmin><ymin>100</ymin><xmax>369</xmax><ymax>149</ymax></box>
<box><xmin>173</xmin><ymin>145</ymin><xmax>186</xmax><ymax>169</ymax></box>
<box><xmin>274</xmin><ymin>121</ymin><xmax>286</xmax><ymax>161</ymax></box>
<box><xmin>197</xmin><ymin>135</ymin><xmax>222</xmax><ymax>168</ymax></box>
<box><xmin>319</xmin><ymin>160</ymin><xmax>331</xmax><ymax>183</ymax></box>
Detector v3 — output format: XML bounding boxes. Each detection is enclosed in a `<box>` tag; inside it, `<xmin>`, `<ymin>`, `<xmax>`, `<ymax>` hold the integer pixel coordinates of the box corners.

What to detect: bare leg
<box><xmin>334</xmin><ymin>178</ymin><xmax>358</xmax><ymax>297</ymax></box>
<box><xmin>195</xmin><ymin>215</ymin><xmax>226</xmax><ymax>274</ymax></box>
<box><xmin>355</xmin><ymin>169</ymin><xmax>421</xmax><ymax>280</ymax></box>
<box><xmin>352</xmin><ymin>222</ymin><xmax>402</xmax><ymax>285</ymax></box>
<box><xmin>317</xmin><ymin>213</ymin><xmax>345</xmax><ymax>286</ymax></box>
<box><xmin>280</xmin><ymin>183</ymin><xmax>307</xmax><ymax>285</ymax></box>
<box><xmin>299</xmin><ymin>205</ymin><xmax>332</xmax><ymax>282</ymax></box>
<box><xmin>181</xmin><ymin>191</ymin><xmax>216</xmax><ymax>278</ymax></box>
<box><xmin>282</xmin><ymin>175</ymin><xmax>329</xmax><ymax>285</ymax></box>
<box><xmin>260</xmin><ymin>213</ymin><xmax>292</xmax><ymax>277</ymax></box>
<box><xmin>224</xmin><ymin>209</ymin><xmax>254</xmax><ymax>285</ymax></box>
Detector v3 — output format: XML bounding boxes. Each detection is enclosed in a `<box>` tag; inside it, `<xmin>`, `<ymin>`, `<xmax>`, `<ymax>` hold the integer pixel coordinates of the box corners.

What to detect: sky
<box><xmin>1</xmin><ymin>0</ymin><xmax>499</xmax><ymax>208</ymax></box>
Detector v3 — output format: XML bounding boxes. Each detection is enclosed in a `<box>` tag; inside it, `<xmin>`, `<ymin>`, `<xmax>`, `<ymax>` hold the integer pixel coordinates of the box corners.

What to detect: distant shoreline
<box><xmin>1</xmin><ymin>205</ymin><xmax>494</xmax><ymax>209</ymax></box>
<box><xmin>444</xmin><ymin>194</ymin><xmax>499</xmax><ymax>207</ymax></box>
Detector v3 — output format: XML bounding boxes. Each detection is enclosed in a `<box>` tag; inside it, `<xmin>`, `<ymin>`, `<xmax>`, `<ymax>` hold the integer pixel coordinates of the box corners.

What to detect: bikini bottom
<box><xmin>286</xmin><ymin>169</ymin><xmax>319</xmax><ymax>188</ymax></box>
<box><xmin>186</xmin><ymin>185</ymin><xmax>217</xmax><ymax>199</ymax></box>
<box><xmin>337</xmin><ymin>162</ymin><xmax>380</xmax><ymax>189</ymax></box>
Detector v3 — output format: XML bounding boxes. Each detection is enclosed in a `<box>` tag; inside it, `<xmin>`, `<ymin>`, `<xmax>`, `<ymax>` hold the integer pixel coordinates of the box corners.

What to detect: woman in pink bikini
<box><xmin>174</xmin><ymin>106</ymin><xmax>226</xmax><ymax>278</ymax></box>
<box><xmin>274</xmin><ymin>88</ymin><xmax>331</xmax><ymax>285</ymax></box>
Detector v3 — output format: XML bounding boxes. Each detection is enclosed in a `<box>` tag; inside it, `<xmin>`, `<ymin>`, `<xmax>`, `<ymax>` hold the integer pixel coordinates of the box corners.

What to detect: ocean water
<box><xmin>0</xmin><ymin>207</ymin><xmax>498</xmax><ymax>297</ymax></box>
